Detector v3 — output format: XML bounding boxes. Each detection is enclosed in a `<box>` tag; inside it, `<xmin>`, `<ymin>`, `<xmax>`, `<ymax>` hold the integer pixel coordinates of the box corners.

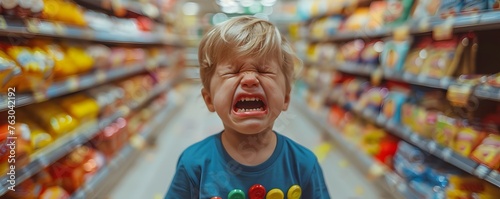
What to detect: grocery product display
<box><xmin>0</xmin><ymin>0</ymin><xmax>184</xmax><ymax>198</ymax></box>
<box><xmin>299</xmin><ymin>0</ymin><xmax>500</xmax><ymax>197</ymax></box>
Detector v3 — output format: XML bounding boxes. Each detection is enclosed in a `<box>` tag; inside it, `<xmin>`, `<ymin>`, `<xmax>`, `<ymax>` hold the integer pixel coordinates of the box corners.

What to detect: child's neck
<box><xmin>221</xmin><ymin>128</ymin><xmax>277</xmax><ymax>166</ymax></box>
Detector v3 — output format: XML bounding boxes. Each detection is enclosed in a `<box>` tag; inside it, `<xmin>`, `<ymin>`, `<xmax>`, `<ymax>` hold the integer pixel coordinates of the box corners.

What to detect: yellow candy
<box><xmin>266</xmin><ymin>188</ymin><xmax>284</xmax><ymax>199</ymax></box>
<box><xmin>287</xmin><ymin>185</ymin><xmax>302</xmax><ymax>199</ymax></box>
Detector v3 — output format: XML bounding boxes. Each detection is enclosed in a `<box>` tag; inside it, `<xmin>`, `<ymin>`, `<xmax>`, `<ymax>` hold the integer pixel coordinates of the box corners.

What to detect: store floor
<box><xmin>107</xmin><ymin>81</ymin><xmax>393</xmax><ymax>199</ymax></box>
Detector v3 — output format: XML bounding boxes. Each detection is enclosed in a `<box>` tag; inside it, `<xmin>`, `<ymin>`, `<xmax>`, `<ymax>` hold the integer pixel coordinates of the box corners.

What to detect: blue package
<box><xmin>393</xmin><ymin>141</ymin><xmax>429</xmax><ymax>181</ymax></box>
<box><xmin>462</xmin><ymin>0</ymin><xmax>488</xmax><ymax>14</ymax></box>
<box><xmin>439</xmin><ymin>0</ymin><xmax>463</xmax><ymax>18</ymax></box>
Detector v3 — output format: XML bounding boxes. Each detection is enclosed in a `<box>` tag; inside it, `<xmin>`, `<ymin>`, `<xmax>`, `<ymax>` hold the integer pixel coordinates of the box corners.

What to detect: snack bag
<box><xmin>404</xmin><ymin>36</ymin><xmax>433</xmax><ymax>75</ymax></box>
<box><xmin>420</xmin><ymin>36</ymin><xmax>461</xmax><ymax>78</ymax></box>
<box><xmin>59</xmin><ymin>93</ymin><xmax>99</xmax><ymax>123</ymax></box>
<box><xmin>462</xmin><ymin>0</ymin><xmax>488</xmax><ymax>14</ymax></box>
<box><xmin>359</xmin><ymin>40</ymin><xmax>384</xmax><ymax>65</ymax></box>
<box><xmin>29</xmin><ymin>101</ymin><xmax>79</xmax><ymax>137</ymax></box>
<box><xmin>384</xmin><ymin>0</ymin><xmax>415</xmax><ymax>26</ymax></box>
<box><xmin>16</xmin><ymin>110</ymin><xmax>54</xmax><ymax>151</ymax></box>
<box><xmin>7</xmin><ymin>45</ymin><xmax>54</xmax><ymax>92</ymax></box>
<box><xmin>380</xmin><ymin>38</ymin><xmax>412</xmax><ymax>72</ymax></box>
<box><xmin>382</xmin><ymin>92</ymin><xmax>408</xmax><ymax>123</ymax></box>
<box><xmin>453</xmin><ymin>127</ymin><xmax>486</xmax><ymax>157</ymax></box>
<box><xmin>439</xmin><ymin>0</ymin><xmax>463</xmax><ymax>19</ymax></box>
<box><xmin>0</xmin><ymin>50</ymin><xmax>22</xmax><ymax>91</ymax></box>
<box><xmin>470</xmin><ymin>134</ymin><xmax>500</xmax><ymax>169</ymax></box>
<box><xmin>412</xmin><ymin>0</ymin><xmax>441</xmax><ymax>19</ymax></box>
<box><xmin>433</xmin><ymin>115</ymin><xmax>459</xmax><ymax>148</ymax></box>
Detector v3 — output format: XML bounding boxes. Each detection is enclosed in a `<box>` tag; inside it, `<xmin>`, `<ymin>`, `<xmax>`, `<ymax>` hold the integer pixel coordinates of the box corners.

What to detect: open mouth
<box><xmin>233</xmin><ymin>96</ymin><xmax>267</xmax><ymax>113</ymax></box>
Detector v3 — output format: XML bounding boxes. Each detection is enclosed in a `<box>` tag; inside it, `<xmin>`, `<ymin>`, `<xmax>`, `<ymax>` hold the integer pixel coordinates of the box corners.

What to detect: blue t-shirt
<box><xmin>165</xmin><ymin>132</ymin><xmax>330</xmax><ymax>199</ymax></box>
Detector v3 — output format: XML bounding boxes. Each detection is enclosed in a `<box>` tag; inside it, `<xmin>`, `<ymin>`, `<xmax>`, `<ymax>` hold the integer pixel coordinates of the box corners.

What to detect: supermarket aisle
<box><xmin>109</xmin><ymin>81</ymin><xmax>391</xmax><ymax>199</ymax></box>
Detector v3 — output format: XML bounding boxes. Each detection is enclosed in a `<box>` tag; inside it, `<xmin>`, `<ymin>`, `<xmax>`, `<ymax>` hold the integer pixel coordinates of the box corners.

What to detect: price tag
<box><xmin>146</xmin><ymin>59</ymin><xmax>158</xmax><ymax>70</ymax></box>
<box><xmin>369</xmin><ymin>163</ymin><xmax>385</xmax><ymax>178</ymax></box>
<box><xmin>54</xmin><ymin>22</ymin><xmax>67</xmax><ymax>35</ymax></box>
<box><xmin>442</xmin><ymin>148</ymin><xmax>453</xmax><ymax>161</ymax></box>
<box><xmin>0</xmin><ymin>16</ymin><xmax>7</xmax><ymax>29</ymax></box>
<box><xmin>95</xmin><ymin>70</ymin><xmax>107</xmax><ymax>83</ymax></box>
<box><xmin>433</xmin><ymin>17</ymin><xmax>454</xmax><ymax>41</ymax></box>
<box><xmin>32</xmin><ymin>91</ymin><xmax>47</xmax><ymax>102</ymax></box>
<box><xmin>427</xmin><ymin>141</ymin><xmax>438</xmax><ymax>153</ymax></box>
<box><xmin>119</xmin><ymin>106</ymin><xmax>130</xmax><ymax>116</ymax></box>
<box><xmin>25</xmin><ymin>18</ymin><xmax>40</xmax><ymax>33</ymax></box>
<box><xmin>474</xmin><ymin>165</ymin><xmax>491</xmax><ymax>179</ymax></box>
<box><xmin>66</xmin><ymin>76</ymin><xmax>79</xmax><ymax>92</ymax></box>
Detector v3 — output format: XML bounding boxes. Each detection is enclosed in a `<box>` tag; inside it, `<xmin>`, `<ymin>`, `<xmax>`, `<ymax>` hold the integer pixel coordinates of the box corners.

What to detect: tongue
<box><xmin>235</xmin><ymin>101</ymin><xmax>264</xmax><ymax>109</ymax></box>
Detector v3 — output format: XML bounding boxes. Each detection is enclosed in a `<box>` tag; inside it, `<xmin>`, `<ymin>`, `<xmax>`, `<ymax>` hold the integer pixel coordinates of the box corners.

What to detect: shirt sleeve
<box><xmin>164</xmin><ymin>161</ymin><xmax>199</xmax><ymax>198</ymax></box>
<box><xmin>302</xmin><ymin>161</ymin><xmax>331</xmax><ymax>199</ymax></box>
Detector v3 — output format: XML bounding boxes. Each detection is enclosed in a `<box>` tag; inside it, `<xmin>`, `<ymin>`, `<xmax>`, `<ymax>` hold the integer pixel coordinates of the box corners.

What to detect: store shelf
<box><xmin>0</xmin><ymin>78</ymin><xmax>178</xmax><ymax>196</ymax></box>
<box><xmin>294</xmin><ymin>98</ymin><xmax>406</xmax><ymax>199</ymax></box>
<box><xmin>309</xmin><ymin>12</ymin><xmax>500</xmax><ymax>42</ymax></box>
<box><xmin>337</xmin><ymin>62</ymin><xmax>377</xmax><ymax>76</ymax></box>
<box><xmin>474</xmin><ymin>84</ymin><xmax>500</xmax><ymax>102</ymax></box>
<box><xmin>383</xmin><ymin>70</ymin><xmax>454</xmax><ymax>90</ymax></box>
<box><xmin>309</xmin><ymin>62</ymin><xmax>500</xmax><ymax>102</ymax></box>
<box><xmin>74</xmin><ymin>0</ymin><xmax>162</xmax><ymax>22</ymax></box>
<box><xmin>331</xmin><ymin>97</ymin><xmax>496</xmax><ymax>185</ymax></box>
<box><xmin>71</xmin><ymin>99</ymin><xmax>178</xmax><ymax>199</ymax></box>
<box><xmin>0</xmin><ymin>61</ymin><xmax>163</xmax><ymax>112</ymax></box>
<box><xmin>0</xmin><ymin>16</ymin><xmax>181</xmax><ymax>46</ymax></box>
<box><xmin>486</xmin><ymin>170</ymin><xmax>500</xmax><ymax>187</ymax></box>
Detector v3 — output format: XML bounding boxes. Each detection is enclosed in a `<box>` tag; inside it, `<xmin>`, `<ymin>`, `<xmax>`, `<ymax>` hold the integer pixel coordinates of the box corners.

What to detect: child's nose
<box><xmin>241</xmin><ymin>71</ymin><xmax>259</xmax><ymax>87</ymax></box>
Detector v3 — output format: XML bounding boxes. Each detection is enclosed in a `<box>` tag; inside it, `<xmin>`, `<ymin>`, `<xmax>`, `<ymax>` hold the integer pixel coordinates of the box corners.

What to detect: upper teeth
<box><xmin>240</xmin><ymin>97</ymin><xmax>260</xmax><ymax>102</ymax></box>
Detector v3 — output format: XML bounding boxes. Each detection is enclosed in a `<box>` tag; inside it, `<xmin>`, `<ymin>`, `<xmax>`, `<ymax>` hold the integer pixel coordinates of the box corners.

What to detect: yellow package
<box><xmin>0</xmin><ymin>50</ymin><xmax>22</xmax><ymax>90</ymax></box>
<box><xmin>470</xmin><ymin>134</ymin><xmax>500</xmax><ymax>169</ymax></box>
<box><xmin>453</xmin><ymin>127</ymin><xmax>485</xmax><ymax>157</ymax></box>
<box><xmin>65</xmin><ymin>46</ymin><xmax>94</xmax><ymax>74</ymax></box>
<box><xmin>42</xmin><ymin>43</ymin><xmax>77</xmax><ymax>79</ymax></box>
<box><xmin>16</xmin><ymin>110</ymin><xmax>54</xmax><ymax>151</ymax></box>
<box><xmin>58</xmin><ymin>94</ymin><xmax>99</xmax><ymax>123</ymax></box>
<box><xmin>28</xmin><ymin>101</ymin><xmax>79</xmax><ymax>137</ymax></box>
<box><xmin>433</xmin><ymin>115</ymin><xmax>458</xmax><ymax>148</ymax></box>
<box><xmin>7</xmin><ymin>46</ymin><xmax>54</xmax><ymax>92</ymax></box>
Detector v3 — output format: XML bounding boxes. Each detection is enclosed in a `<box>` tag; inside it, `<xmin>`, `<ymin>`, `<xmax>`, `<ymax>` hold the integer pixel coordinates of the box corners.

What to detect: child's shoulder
<box><xmin>177</xmin><ymin>133</ymin><xmax>219</xmax><ymax>166</ymax></box>
<box><xmin>278</xmin><ymin>133</ymin><xmax>318</xmax><ymax>162</ymax></box>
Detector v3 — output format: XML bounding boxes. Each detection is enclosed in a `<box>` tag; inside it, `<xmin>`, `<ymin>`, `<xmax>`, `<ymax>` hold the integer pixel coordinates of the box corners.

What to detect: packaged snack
<box><xmin>420</xmin><ymin>36</ymin><xmax>461</xmax><ymax>78</ymax></box>
<box><xmin>59</xmin><ymin>93</ymin><xmax>100</xmax><ymax>123</ymax></box>
<box><xmin>489</xmin><ymin>0</ymin><xmax>500</xmax><ymax>9</ymax></box>
<box><xmin>374</xmin><ymin>134</ymin><xmax>399</xmax><ymax>167</ymax></box>
<box><xmin>367</xmin><ymin>1</ymin><xmax>387</xmax><ymax>29</ymax></box>
<box><xmin>28</xmin><ymin>101</ymin><xmax>79</xmax><ymax>137</ymax></box>
<box><xmin>339</xmin><ymin>39</ymin><xmax>365</xmax><ymax>63</ymax></box>
<box><xmin>65</xmin><ymin>46</ymin><xmax>94</xmax><ymax>74</ymax></box>
<box><xmin>383</xmin><ymin>0</ymin><xmax>415</xmax><ymax>26</ymax></box>
<box><xmin>0</xmin><ymin>50</ymin><xmax>22</xmax><ymax>91</ymax></box>
<box><xmin>38</xmin><ymin>42</ymin><xmax>77</xmax><ymax>79</ymax></box>
<box><xmin>470</xmin><ymin>134</ymin><xmax>500</xmax><ymax>169</ymax></box>
<box><xmin>453</xmin><ymin>127</ymin><xmax>486</xmax><ymax>156</ymax></box>
<box><xmin>393</xmin><ymin>141</ymin><xmax>429</xmax><ymax>181</ymax></box>
<box><xmin>404</xmin><ymin>36</ymin><xmax>433</xmax><ymax>75</ymax></box>
<box><xmin>16</xmin><ymin>110</ymin><xmax>54</xmax><ymax>151</ymax></box>
<box><xmin>380</xmin><ymin>38</ymin><xmax>412</xmax><ymax>72</ymax></box>
<box><xmin>343</xmin><ymin>8</ymin><xmax>370</xmax><ymax>31</ymax></box>
<box><xmin>411</xmin><ymin>0</ymin><xmax>441</xmax><ymax>19</ymax></box>
<box><xmin>433</xmin><ymin>115</ymin><xmax>459</xmax><ymax>148</ymax></box>
<box><xmin>439</xmin><ymin>0</ymin><xmax>463</xmax><ymax>18</ymax></box>
<box><xmin>7</xmin><ymin>45</ymin><xmax>54</xmax><ymax>92</ymax></box>
<box><xmin>355</xmin><ymin>87</ymin><xmax>389</xmax><ymax>113</ymax></box>
<box><xmin>462</xmin><ymin>0</ymin><xmax>488</xmax><ymax>14</ymax></box>
<box><xmin>359</xmin><ymin>40</ymin><xmax>384</xmax><ymax>65</ymax></box>
<box><xmin>382</xmin><ymin>92</ymin><xmax>408</xmax><ymax>123</ymax></box>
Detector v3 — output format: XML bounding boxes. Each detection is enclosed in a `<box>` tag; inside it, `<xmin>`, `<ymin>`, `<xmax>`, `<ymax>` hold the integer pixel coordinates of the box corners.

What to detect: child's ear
<box><xmin>201</xmin><ymin>88</ymin><xmax>215</xmax><ymax>112</ymax></box>
<box><xmin>282</xmin><ymin>93</ymin><xmax>290</xmax><ymax>111</ymax></box>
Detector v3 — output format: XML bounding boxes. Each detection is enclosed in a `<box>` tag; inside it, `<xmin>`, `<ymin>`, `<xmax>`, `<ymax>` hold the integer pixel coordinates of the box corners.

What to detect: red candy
<box><xmin>249</xmin><ymin>184</ymin><xmax>266</xmax><ymax>199</ymax></box>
